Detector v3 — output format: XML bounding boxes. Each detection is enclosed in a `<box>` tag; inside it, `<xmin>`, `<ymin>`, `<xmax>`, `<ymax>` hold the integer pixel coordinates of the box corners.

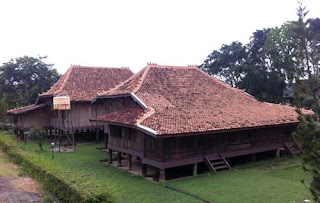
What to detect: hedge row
<box><xmin>0</xmin><ymin>133</ymin><xmax>110</xmax><ymax>203</ymax></box>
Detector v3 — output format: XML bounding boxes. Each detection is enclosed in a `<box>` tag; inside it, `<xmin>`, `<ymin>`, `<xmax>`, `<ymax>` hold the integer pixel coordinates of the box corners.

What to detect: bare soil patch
<box><xmin>0</xmin><ymin>150</ymin><xmax>56</xmax><ymax>203</ymax></box>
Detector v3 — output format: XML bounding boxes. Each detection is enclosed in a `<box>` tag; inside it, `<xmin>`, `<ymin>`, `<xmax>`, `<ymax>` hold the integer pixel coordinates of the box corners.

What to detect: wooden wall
<box><xmin>109</xmin><ymin>124</ymin><xmax>296</xmax><ymax>164</ymax></box>
<box><xmin>51</xmin><ymin>102</ymin><xmax>99</xmax><ymax>130</ymax></box>
<box><xmin>93</xmin><ymin>97</ymin><xmax>140</xmax><ymax>117</ymax></box>
<box><xmin>15</xmin><ymin>107</ymin><xmax>51</xmax><ymax>130</ymax></box>
<box><xmin>91</xmin><ymin>97</ymin><xmax>140</xmax><ymax>133</ymax></box>
<box><xmin>109</xmin><ymin>125</ymin><xmax>144</xmax><ymax>154</ymax></box>
<box><xmin>159</xmin><ymin>126</ymin><xmax>295</xmax><ymax>162</ymax></box>
<box><xmin>14</xmin><ymin>97</ymin><xmax>137</xmax><ymax>132</ymax></box>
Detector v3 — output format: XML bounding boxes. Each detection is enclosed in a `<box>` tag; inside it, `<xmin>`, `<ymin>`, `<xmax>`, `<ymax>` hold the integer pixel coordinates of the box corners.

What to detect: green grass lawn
<box><xmin>1</xmin><ymin>132</ymin><xmax>314</xmax><ymax>203</ymax></box>
<box><xmin>170</xmin><ymin>159</ymin><xmax>312</xmax><ymax>203</ymax></box>
<box><xmin>0</xmin><ymin>149</ymin><xmax>21</xmax><ymax>176</ymax></box>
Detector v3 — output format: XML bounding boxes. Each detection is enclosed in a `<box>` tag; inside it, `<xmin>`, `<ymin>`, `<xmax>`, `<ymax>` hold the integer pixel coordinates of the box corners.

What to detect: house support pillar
<box><xmin>142</xmin><ymin>164</ymin><xmax>147</xmax><ymax>177</ymax></box>
<box><xmin>159</xmin><ymin>168</ymin><xmax>166</xmax><ymax>183</ymax></box>
<box><xmin>49</xmin><ymin>129</ymin><xmax>52</xmax><ymax>138</ymax></box>
<box><xmin>95</xmin><ymin>130</ymin><xmax>99</xmax><ymax>143</ymax></box>
<box><xmin>193</xmin><ymin>163</ymin><xmax>198</xmax><ymax>176</ymax></box>
<box><xmin>128</xmin><ymin>154</ymin><xmax>132</xmax><ymax>170</ymax></box>
<box><xmin>104</xmin><ymin>133</ymin><xmax>108</xmax><ymax>149</ymax></box>
<box><xmin>117</xmin><ymin>152</ymin><xmax>122</xmax><ymax>167</ymax></box>
<box><xmin>109</xmin><ymin>149</ymin><xmax>113</xmax><ymax>164</ymax></box>
<box><xmin>275</xmin><ymin>148</ymin><xmax>281</xmax><ymax>158</ymax></box>
<box><xmin>22</xmin><ymin>130</ymin><xmax>26</xmax><ymax>142</ymax></box>
<box><xmin>252</xmin><ymin>153</ymin><xmax>256</xmax><ymax>162</ymax></box>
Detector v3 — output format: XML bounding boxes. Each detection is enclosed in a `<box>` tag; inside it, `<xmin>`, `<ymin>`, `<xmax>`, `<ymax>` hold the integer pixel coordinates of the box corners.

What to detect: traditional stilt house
<box><xmin>92</xmin><ymin>64</ymin><xmax>306</xmax><ymax>182</ymax></box>
<box><xmin>8</xmin><ymin>65</ymin><xmax>133</xmax><ymax>139</ymax></box>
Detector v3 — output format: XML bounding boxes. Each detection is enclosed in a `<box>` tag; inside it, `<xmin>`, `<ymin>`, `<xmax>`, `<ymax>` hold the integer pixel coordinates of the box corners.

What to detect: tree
<box><xmin>200</xmin><ymin>41</ymin><xmax>247</xmax><ymax>87</ymax></box>
<box><xmin>29</xmin><ymin>127</ymin><xmax>46</xmax><ymax>151</ymax></box>
<box><xmin>0</xmin><ymin>56</ymin><xmax>60</xmax><ymax>109</ymax></box>
<box><xmin>200</xmin><ymin>30</ymin><xmax>286</xmax><ymax>103</ymax></box>
<box><xmin>293</xmin><ymin>110</ymin><xmax>320</xmax><ymax>202</ymax></box>
<box><xmin>290</xmin><ymin>2</ymin><xmax>320</xmax><ymax>110</ymax></box>
<box><xmin>265</xmin><ymin>23</ymin><xmax>298</xmax><ymax>83</ymax></box>
<box><xmin>243</xmin><ymin>29</ymin><xmax>286</xmax><ymax>103</ymax></box>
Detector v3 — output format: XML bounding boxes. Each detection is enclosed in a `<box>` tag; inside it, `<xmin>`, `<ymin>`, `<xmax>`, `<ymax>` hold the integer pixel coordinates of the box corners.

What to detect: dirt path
<box><xmin>0</xmin><ymin>150</ymin><xmax>55</xmax><ymax>203</ymax></box>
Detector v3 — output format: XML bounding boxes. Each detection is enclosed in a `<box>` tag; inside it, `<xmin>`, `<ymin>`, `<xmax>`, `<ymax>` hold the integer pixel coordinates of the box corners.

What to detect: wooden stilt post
<box><xmin>117</xmin><ymin>152</ymin><xmax>122</xmax><ymax>167</ymax></box>
<box><xmin>159</xmin><ymin>168</ymin><xmax>166</xmax><ymax>182</ymax></box>
<box><xmin>95</xmin><ymin>130</ymin><xmax>99</xmax><ymax>143</ymax></box>
<box><xmin>22</xmin><ymin>130</ymin><xmax>26</xmax><ymax>143</ymax></box>
<box><xmin>109</xmin><ymin>149</ymin><xmax>113</xmax><ymax>164</ymax></box>
<box><xmin>193</xmin><ymin>163</ymin><xmax>198</xmax><ymax>176</ymax></box>
<box><xmin>104</xmin><ymin>133</ymin><xmax>107</xmax><ymax>149</ymax></box>
<box><xmin>252</xmin><ymin>153</ymin><xmax>256</xmax><ymax>162</ymax></box>
<box><xmin>128</xmin><ymin>154</ymin><xmax>132</xmax><ymax>170</ymax></box>
<box><xmin>275</xmin><ymin>148</ymin><xmax>281</xmax><ymax>158</ymax></box>
<box><xmin>142</xmin><ymin>164</ymin><xmax>147</xmax><ymax>177</ymax></box>
<box><xmin>49</xmin><ymin>128</ymin><xmax>52</xmax><ymax>139</ymax></box>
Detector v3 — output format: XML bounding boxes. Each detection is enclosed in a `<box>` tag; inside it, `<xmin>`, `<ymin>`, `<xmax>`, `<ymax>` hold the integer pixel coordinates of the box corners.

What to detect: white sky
<box><xmin>0</xmin><ymin>0</ymin><xmax>319</xmax><ymax>74</ymax></box>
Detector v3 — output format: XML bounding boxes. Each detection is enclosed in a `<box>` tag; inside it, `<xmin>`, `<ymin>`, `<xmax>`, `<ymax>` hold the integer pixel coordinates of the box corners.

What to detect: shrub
<box><xmin>29</xmin><ymin>127</ymin><xmax>46</xmax><ymax>151</ymax></box>
<box><xmin>0</xmin><ymin>131</ymin><xmax>109</xmax><ymax>203</ymax></box>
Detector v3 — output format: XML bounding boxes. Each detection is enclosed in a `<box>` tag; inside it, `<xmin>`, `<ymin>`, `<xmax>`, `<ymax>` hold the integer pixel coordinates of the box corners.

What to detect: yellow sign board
<box><xmin>53</xmin><ymin>96</ymin><xmax>71</xmax><ymax>110</ymax></box>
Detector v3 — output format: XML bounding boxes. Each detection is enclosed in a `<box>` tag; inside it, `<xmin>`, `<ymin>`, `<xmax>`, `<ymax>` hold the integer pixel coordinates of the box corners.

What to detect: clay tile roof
<box><xmin>40</xmin><ymin>65</ymin><xmax>134</xmax><ymax>102</ymax></box>
<box><xmin>95</xmin><ymin>64</ymin><xmax>309</xmax><ymax>136</ymax></box>
<box><xmin>92</xmin><ymin>106</ymin><xmax>146</xmax><ymax>126</ymax></box>
<box><xmin>7</xmin><ymin>103</ymin><xmax>49</xmax><ymax>115</ymax></box>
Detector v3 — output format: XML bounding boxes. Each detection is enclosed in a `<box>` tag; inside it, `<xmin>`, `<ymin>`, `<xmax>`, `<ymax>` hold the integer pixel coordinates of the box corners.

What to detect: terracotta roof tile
<box><xmin>7</xmin><ymin>103</ymin><xmax>49</xmax><ymax>115</ymax></box>
<box><xmin>95</xmin><ymin>64</ymin><xmax>309</xmax><ymax>135</ymax></box>
<box><xmin>40</xmin><ymin>65</ymin><xmax>133</xmax><ymax>102</ymax></box>
<box><xmin>92</xmin><ymin>106</ymin><xmax>146</xmax><ymax>126</ymax></box>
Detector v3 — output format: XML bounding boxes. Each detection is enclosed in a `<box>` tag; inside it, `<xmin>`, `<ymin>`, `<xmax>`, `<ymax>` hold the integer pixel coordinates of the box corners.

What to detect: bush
<box><xmin>29</xmin><ymin>127</ymin><xmax>46</xmax><ymax>150</ymax></box>
<box><xmin>0</xmin><ymin>131</ymin><xmax>109</xmax><ymax>203</ymax></box>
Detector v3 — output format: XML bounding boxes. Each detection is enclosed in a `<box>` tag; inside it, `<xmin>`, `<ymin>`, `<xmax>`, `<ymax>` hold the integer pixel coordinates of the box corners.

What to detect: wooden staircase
<box><xmin>204</xmin><ymin>153</ymin><xmax>231</xmax><ymax>172</ymax></box>
<box><xmin>283</xmin><ymin>140</ymin><xmax>304</xmax><ymax>157</ymax></box>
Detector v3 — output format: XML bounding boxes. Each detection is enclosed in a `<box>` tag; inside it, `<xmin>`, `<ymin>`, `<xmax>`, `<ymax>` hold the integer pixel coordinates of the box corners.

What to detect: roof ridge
<box><xmin>72</xmin><ymin>65</ymin><xmax>131</xmax><ymax>70</ymax></box>
<box><xmin>97</xmin><ymin>67</ymin><xmax>146</xmax><ymax>96</ymax></box>
<box><xmin>56</xmin><ymin>65</ymin><xmax>75</xmax><ymax>94</ymax></box>
<box><xmin>146</xmin><ymin>64</ymin><xmax>198</xmax><ymax>70</ymax></box>
<box><xmin>132</xmin><ymin>65</ymin><xmax>152</xmax><ymax>93</ymax></box>
<box><xmin>135</xmin><ymin>107</ymin><xmax>155</xmax><ymax>125</ymax></box>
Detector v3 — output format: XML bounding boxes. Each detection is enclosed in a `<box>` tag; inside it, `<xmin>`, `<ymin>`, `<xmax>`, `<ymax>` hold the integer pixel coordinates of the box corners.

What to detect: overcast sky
<box><xmin>0</xmin><ymin>0</ymin><xmax>319</xmax><ymax>74</ymax></box>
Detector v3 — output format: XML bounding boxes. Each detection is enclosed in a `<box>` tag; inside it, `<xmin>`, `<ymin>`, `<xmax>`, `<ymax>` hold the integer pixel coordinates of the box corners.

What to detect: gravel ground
<box><xmin>0</xmin><ymin>150</ymin><xmax>56</xmax><ymax>203</ymax></box>
<box><xmin>0</xmin><ymin>176</ymin><xmax>44</xmax><ymax>203</ymax></box>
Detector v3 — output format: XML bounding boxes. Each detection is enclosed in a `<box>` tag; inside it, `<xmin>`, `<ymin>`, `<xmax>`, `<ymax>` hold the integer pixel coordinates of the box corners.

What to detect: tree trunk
<box><xmin>39</xmin><ymin>143</ymin><xmax>43</xmax><ymax>151</ymax></box>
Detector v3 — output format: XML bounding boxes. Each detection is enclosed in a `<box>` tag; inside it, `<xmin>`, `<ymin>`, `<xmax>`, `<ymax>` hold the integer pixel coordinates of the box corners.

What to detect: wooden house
<box><xmin>92</xmin><ymin>64</ymin><xmax>306</xmax><ymax>182</ymax></box>
<box><xmin>8</xmin><ymin>65</ymin><xmax>133</xmax><ymax>138</ymax></box>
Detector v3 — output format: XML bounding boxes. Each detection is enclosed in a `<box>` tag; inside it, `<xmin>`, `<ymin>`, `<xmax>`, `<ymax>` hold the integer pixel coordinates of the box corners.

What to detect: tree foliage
<box><xmin>0</xmin><ymin>56</ymin><xmax>60</xmax><ymax>109</ymax></box>
<box><xmin>293</xmin><ymin>111</ymin><xmax>320</xmax><ymax>202</ymax></box>
<box><xmin>200</xmin><ymin>29</ymin><xmax>286</xmax><ymax>103</ymax></box>
<box><xmin>29</xmin><ymin>127</ymin><xmax>47</xmax><ymax>151</ymax></box>
<box><xmin>200</xmin><ymin>2</ymin><xmax>320</xmax><ymax>106</ymax></box>
<box><xmin>291</xmin><ymin>2</ymin><xmax>320</xmax><ymax>110</ymax></box>
<box><xmin>201</xmin><ymin>41</ymin><xmax>246</xmax><ymax>87</ymax></box>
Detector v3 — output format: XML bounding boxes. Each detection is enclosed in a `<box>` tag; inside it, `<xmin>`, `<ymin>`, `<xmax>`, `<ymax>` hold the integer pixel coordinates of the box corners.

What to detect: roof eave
<box><xmin>7</xmin><ymin>103</ymin><xmax>50</xmax><ymax>115</ymax></box>
<box><xmin>90</xmin><ymin>118</ymin><xmax>158</xmax><ymax>138</ymax></box>
<box><xmin>157</xmin><ymin>122</ymin><xmax>299</xmax><ymax>138</ymax></box>
<box><xmin>136</xmin><ymin>123</ymin><xmax>158</xmax><ymax>137</ymax></box>
<box><xmin>92</xmin><ymin>93</ymin><xmax>148</xmax><ymax>110</ymax></box>
<box><xmin>92</xmin><ymin>94</ymin><xmax>131</xmax><ymax>103</ymax></box>
<box><xmin>130</xmin><ymin>92</ymin><xmax>148</xmax><ymax>109</ymax></box>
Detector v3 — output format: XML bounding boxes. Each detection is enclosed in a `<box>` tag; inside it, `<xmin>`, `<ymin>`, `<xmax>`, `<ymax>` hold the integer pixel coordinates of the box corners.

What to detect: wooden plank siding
<box><xmin>107</xmin><ymin>124</ymin><xmax>296</xmax><ymax>169</ymax></box>
<box><xmin>108</xmin><ymin>125</ymin><xmax>144</xmax><ymax>154</ymax></box>
<box><xmin>51</xmin><ymin>102</ymin><xmax>103</xmax><ymax>131</ymax></box>
<box><xmin>15</xmin><ymin>107</ymin><xmax>51</xmax><ymax>130</ymax></box>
